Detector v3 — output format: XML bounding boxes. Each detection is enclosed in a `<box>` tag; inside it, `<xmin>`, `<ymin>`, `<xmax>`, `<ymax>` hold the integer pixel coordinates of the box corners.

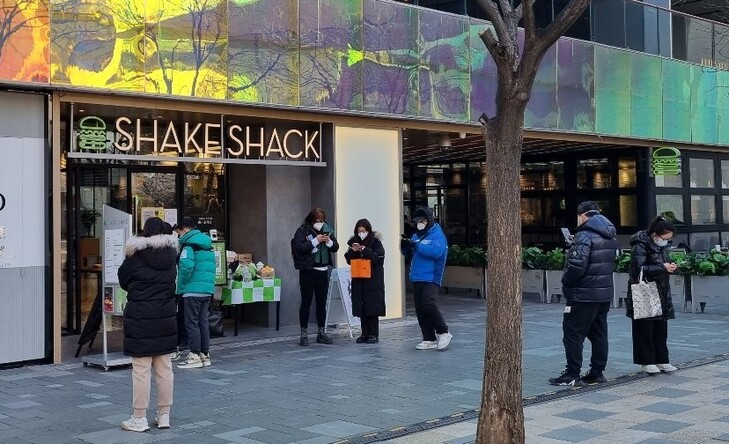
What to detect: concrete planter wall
<box><xmin>442</xmin><ymin>266</ymin><xmax>486</xmax><ymax>298</ymax></box>
<box><xmin>669</xmin><ymin>275</ymin><xmax>687</xmax><ymax>313</ymax></box>
<box><xmin>613</xmin><ymin>272</ymin><xmax>630</xmax><ymax>308</ymax></box>
<box><xmin>689</xmin><ymin>275</ymin><xmax>729</xmax><ymax>313</ymax></box>
<box><xmin>522</xmin><ymin>269</ymin><xmax>546</xmax><ymax>302</ymax></box>
<box><xmin>545</xmin><ymin>270</ymin><xmax>564</xmax><ymax>304</ymax></box>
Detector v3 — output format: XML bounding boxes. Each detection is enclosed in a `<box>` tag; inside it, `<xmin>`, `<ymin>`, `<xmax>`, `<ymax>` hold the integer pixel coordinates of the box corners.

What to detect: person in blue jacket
<box><xmin>400</xmin><ymin>206</ymin><xmax>452</xmax><ymax>351</ymax></box>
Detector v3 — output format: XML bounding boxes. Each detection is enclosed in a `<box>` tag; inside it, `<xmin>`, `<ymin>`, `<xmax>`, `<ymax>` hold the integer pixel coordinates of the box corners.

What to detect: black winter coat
<box><xmin>117</xmin><ymin>234</ymin><xmax>179</xmax><ymax>357</ymax></box>
<box><xmin>626</xmin><ymin>230</ymin><xmax>675</xmax><ymax>320</ymax></box>
<box><xmin>344</xmin><ymin>233</ymin><xmax>386</xmax><ymax>317</ymax></box>
<box><xmin>292</xmin><ymin>223</ymin><xmax>340</xmax><ymax>271</ymax></box>
<box><xmin>562</xmin><ymin>214</ymin><xmax>619</xmax><ymax>303</ymax></box>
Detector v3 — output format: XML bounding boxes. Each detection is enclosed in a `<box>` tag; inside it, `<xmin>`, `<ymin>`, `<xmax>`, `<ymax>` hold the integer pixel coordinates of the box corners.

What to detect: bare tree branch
<box><xmin>522</xmin><ymin>0</ymin><xmax>536</xmax><ymax>44</ymax></box>
<box><xmin>473</xmin><ymin>0</ymin><xmax>512</xmax><ymax>58</ymax></box>
<box><xmin>536</xmin><ymin>0</ymin><xmax>591</xmax><ymax>54</ymax></box>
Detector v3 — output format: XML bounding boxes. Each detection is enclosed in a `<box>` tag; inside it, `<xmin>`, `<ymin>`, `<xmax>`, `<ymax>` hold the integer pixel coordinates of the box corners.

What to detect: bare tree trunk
<box><xmin>477</xmin><ymin>91</ymin><xmax>528</xmax><ymax>444</ymax></box>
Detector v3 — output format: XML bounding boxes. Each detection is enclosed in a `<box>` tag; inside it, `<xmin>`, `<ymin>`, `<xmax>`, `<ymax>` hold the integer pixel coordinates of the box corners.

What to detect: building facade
<box><xmin>0</xmin><ymin>0</ymin><xmax>726</xmax><ymax>365</ymax></box>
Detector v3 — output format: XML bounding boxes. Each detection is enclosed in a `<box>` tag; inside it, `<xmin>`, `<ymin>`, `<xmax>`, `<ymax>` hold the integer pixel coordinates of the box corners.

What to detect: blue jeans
<box><xmin>183</xmin><ymin>296</ymin><xmax>211</xmax><ymax>355</ymax></box>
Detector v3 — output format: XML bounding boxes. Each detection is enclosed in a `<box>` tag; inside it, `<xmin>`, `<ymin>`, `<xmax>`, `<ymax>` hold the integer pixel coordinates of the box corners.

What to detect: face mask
<box><xmin>313</xmin><ymin>222</ymin><xmax>324</xmax><ymax>231</ymax></box>
<box><xmin>416</xmin><ymin>222</ymin><xmax>427</xmax><ymax>231</ymax></box>
<box><xmin>358</xmin><ymin>232</ymin><xmax>368</xmax><ymax>241</ymax></box>
<box><xmin>654</xmin><ymin>238</ymin><xmax>669</xmax><ymax>247</ymax></box>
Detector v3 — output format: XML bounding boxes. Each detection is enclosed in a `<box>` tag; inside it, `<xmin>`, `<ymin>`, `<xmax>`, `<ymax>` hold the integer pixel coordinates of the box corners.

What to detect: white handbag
<box><xmin>631</xmin><ymin>268</ymin><xmax>663</xmax><ymax>320</ymax></box>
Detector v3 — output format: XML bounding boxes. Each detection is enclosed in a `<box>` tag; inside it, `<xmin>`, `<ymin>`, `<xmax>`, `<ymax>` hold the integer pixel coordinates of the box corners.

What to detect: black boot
<box><xmin>316</xmin><ymin>327</ymin><xmax>333</xmax><ymax>345</ymax></box>
<box><xmin>299</xmin><ymin>328</ymin><xmax>308</xmax><ymax>346</ymax></box>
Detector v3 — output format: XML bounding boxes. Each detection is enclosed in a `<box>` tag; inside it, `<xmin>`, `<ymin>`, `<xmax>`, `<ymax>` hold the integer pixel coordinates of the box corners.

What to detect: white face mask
<box><xmin>654</xmin><ymin>238</ymin><xmax>669</xmax><ymax>247</ymax></box>
<box><xmin>416</xmin><ymin>222</ymin><xmax>427</xmax><ymax>231</ymax></box>
<box><xmin>313</xmin><ymin>222</ymin><xmax>324</xmax><ymax>231</ymax></box>
<box><xmin>358</xmin><ymin>232</ymin><xmax>368</xmax><ymax>241</ymax></box>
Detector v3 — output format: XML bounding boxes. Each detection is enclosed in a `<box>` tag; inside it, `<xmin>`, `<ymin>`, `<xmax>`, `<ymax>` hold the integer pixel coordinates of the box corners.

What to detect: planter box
<box><xmin>544</xmin><ymin>270</ymin><xmax>563</xmax><ymax>304</ymax></box>
<box><xmin>669</xmin><ymin>275</ymin><xmax>688</xmax><ymax>313</ymax></box>
<box><xmin>613</xmin><ymin>272</ymin><xmax>629</xmax><ymax>308</ymax></box>
<box><xmin>522</xmin><ymin>269</ymin><xmax>545</xmax><ymax>302</ymax></box>
<box><xmin>690</xmin><ymin>275</ymin><xmax>729</xmax><ymax>313</ymax></box>
<box><xmin>442</xmin><ymin>266</ymin><xmax>486</xmax><ymax>298</ymax></box>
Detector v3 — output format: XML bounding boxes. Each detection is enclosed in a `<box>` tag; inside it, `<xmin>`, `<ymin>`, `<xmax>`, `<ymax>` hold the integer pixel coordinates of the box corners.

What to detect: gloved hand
<box><xmin>400</xmin><ymin>238</ymin><xmax>413</xmax><ymax>251</ymax></box>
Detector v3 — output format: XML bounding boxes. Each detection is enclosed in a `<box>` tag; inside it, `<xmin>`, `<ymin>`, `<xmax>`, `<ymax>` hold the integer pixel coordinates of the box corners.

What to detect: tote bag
<box><xmin>631</xmin><ymin>268</ymin><xmax>663</xmax><ymax>320</ymax></box>
<box><xmin>351</xmin><ymin>259</ymin><xmax>372</xmax><ymax>278</ymax></box>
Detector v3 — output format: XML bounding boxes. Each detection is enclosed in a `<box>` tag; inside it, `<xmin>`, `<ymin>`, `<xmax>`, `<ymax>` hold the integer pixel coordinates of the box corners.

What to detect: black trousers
<box><xmin>562</xmin><ymin>301</ymin><xmax>610</xmax><ymax>376</ymax></box>
<box><xmin>299</xmin><ymin>269</ymin><xmax>329</xmax><ymax>328</ymax></box>
<box><xmin>632</xmin><ymin>318</ymin><xmax>669</xmax><ymax>365</ymax></box>
<box><xmin>413</xmin><ymin>282</ymin><xmax>448</xmax><ymax>341</ymax></box>
<box><xmin>360</xmin><ymin>316</ymin><xmax>379</xmax><ymax>339</ymax></box>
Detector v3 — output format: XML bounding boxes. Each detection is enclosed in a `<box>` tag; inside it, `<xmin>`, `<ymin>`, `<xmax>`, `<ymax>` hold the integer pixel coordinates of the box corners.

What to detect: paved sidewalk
<box><xmin>380</xmin><ymin>359</ymin><xmax>729</xmax><ymax>444</ymax></box>
<box><xmin>0</xmin><ymin>294</ymin><xmax>728</xmax><ymax>443</ymax></box>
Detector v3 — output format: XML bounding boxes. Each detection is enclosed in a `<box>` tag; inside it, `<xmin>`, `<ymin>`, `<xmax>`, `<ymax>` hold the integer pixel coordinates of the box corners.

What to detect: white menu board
<box><xmin>102</xmin><ymin>205</ymin><xmax>132</xmax><ymax>286</ymax></box>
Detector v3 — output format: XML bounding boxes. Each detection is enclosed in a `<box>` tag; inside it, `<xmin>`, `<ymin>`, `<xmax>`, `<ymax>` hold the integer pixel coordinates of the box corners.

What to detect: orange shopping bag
<box><xmin>350</xmin><ymin>259</ymin><xmax>371</xmax><ymax>278</ymax></box>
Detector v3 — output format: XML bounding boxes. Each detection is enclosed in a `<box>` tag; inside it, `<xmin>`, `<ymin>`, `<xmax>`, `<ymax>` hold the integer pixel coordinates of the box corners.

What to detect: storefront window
<box><xmin>655</xmin><ymin>172</ymin><xmax>682</xmax><ymax>188</ymax></box>
<box><xmin>723</xmin><ymin>196</ymin><xmax>729</xmax><ymax>225</ymax></box>
<box><xmin>690</xmin><ymin>158</ymin><xmax>715</xmax><ymax>188</ymax></box>
<box><xmin>618</xmin><ymin>158</ymin><xmax>637</xmax><ymax>188</ymax></box>
<box><xmin>184</xmin><ymin>163</ymin><xmax>225</xmax><ymax>238</ymax></box>
<box><xmin>619</xmin><ymin>195</ymin><xmax>638</xmax><ymax>226</ymax></box>
<box><xmin>691</xmin><ymin>195</ymin><xmax>716</xmax><ymax>225</ymax></box>
<box><xmin>521</xmin><ymin>197</ymin><xmax>566</xmax><ymax>227</ymax></box>
<box><xmin>690</xmin><ymin>232</ymin><xmax>720</xmax><ymax>252</ymax></box>
<box><xmin>656</xmin><ymin>195</ymin><xmax>685</xmax><ymax>225</ymax></box>
<box><xmin>721</xmin><ymin>161</ymin><xmax>729</xmax><ymax>188</ymax></box>
<box><xmin>520</xmin><ymin>161</ymin><xmax>564</xmax><ymax>191</ymax></box>
<box><xmin>577</xmin><ymin>158</ymin><xmax>611</xmax><ymax>189</ymax></box>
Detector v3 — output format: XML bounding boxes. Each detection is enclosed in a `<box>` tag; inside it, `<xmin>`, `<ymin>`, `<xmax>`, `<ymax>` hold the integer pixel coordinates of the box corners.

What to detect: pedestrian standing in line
<box><xmin>117</xmin><ymin>217</ymin><xmax>178</xmax><ymax>432</ymax></box>
<box><xmin>175</xmin><ymin>217</ymin><xmax>216</xmax><ymax>369</ymax></box>
<box><xmin>400</xmin><ymin>205</ymin><xmax>452</xmax><ymax>351</ymax></box>
<box><xmin>344</xmin><ymin>218</ymin><xmax>386</xmax><ymax>344</ymax></box>
<box><xmin>292</xmin><ymin>207</ymin><xmax>340</xmax><ymax>346</ymax></box>
<box><xmin>627</xmin><ymin>216</ymin><xmax>678</xmax><ymax>374</ymax></box>
<box><xmin>550</xmin><ymin>201</ymin><xmax>618</xmax><ymax>386</ymax></box>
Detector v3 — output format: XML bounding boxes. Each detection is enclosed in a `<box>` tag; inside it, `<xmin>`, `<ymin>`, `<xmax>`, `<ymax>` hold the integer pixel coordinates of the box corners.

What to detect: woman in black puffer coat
<box><xmin>117</xmin><ymin>217</ymin><xmax>178</xmax><ymax>432</ymax></box>
<box><xmin>626</xmin><ymin>216</ymin><xmax>678</xmax><ymax>375</ymax></box>
<box><xmin>344</xmin><ymin>218</ymin><xmax>386</xmax><ymax>344</ymax></box>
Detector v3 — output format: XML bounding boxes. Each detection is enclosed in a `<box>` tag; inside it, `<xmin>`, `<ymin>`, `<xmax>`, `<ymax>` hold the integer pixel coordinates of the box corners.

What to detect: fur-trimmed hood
<box><xmin>124</xmin><ymin>234</ymin><xmax>179</xmax><ymax>271</ymax></box>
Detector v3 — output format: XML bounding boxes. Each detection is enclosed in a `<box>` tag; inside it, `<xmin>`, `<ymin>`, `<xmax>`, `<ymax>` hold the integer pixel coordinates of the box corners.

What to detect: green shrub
<box><xmin>447</xmin><ymin>245</ymin><xmax>488</xmax><ymax>268</ymax></box>
<box><xmin>614</xmin><ymin>251</ymin><xmax>631</xmax><ymax>273</ymax></box>
<box><xmin>541</xmin><ymin>248</ymin><xmax>566</xmax><ymax>271</ymax></box>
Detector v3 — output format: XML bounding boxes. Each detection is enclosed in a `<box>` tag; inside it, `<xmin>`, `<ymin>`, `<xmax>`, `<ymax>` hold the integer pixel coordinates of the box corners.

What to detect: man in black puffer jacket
<box><xmin>550</xmin><ymin>201</ymin><xmax>618</xmax><ymax>387</ymax></box>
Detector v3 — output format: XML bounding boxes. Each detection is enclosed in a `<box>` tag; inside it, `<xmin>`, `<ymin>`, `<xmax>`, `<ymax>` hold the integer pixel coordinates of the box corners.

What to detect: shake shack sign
<box><xmin>74</xmin><ymin>115</ymin><xmax>325</xmax><ymax>165</ymax></box>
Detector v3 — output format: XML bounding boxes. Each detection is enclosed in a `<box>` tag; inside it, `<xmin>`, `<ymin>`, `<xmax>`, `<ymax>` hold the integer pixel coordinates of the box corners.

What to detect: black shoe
<box><xmin>299</xmin><ymin>328</ymin><xmax>309</xmax><ymax>346</ymax></box>
<box><xmin>366</xmin><ymin>336</ymin><xmax>379</xmax><ymax>344</ymax></box>
<box><xmin>355</xmin><ymin>336</ymin><xmax>368</xmax><ymax>344</ymax></box>
<box><xmin>316</xmin><ymin>327</ymin><xmax>333</xmax><ymax>345</ymax></box>
<box><xmin>582</xmin><ymin>370</ymin><xmax>606</xmax><ymax>385</ymax></box>
<box><xmin>549</xmin><ymin>371</ymin><xmax>585</xmax><ymax>387</ymax></box>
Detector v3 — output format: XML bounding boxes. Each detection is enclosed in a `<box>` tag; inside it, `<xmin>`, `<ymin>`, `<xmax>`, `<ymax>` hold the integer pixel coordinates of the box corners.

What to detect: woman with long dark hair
<box><xmin>344</xmin><ymin>218</ymin><xmax>386</xmax><ymax>343</ymax></box>
<box><xmin>627</xmin><ymin>216</ymin><xmax>678</xmax><ymax>375</ymax></box>
<box><xmin>118</xmin><ymin>217</ymin><xmax>178</xmax><ymax>432</ymax></box>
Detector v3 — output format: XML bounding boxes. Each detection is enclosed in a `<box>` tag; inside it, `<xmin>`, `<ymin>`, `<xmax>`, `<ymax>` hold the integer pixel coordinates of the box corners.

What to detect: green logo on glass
<box><xmin>652</xmin><ymin>147</ymin><xmax>681</xmax><ymax>176</ymax></box>
<box><xmin>77</xmin><ymin>116</ymin><xmax>107</xmax><ymax>151</ymax></box>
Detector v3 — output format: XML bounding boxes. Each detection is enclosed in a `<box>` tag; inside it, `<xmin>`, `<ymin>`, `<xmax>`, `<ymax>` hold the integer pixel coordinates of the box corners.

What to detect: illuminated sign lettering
<box><xmin>652</xmin><ymin>147</ymin><xmax>681</xmax><ymax>176</ymax></box>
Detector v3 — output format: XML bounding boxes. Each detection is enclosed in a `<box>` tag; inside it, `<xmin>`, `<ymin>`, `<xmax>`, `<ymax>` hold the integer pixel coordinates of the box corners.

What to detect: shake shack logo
<box><xmin>76</xmin><ymin>114</ymin><xmax>323</xmax><ymax>163</ymax></box>
<box><xmin>0</xmin><ymin>193</ymin><xmax>5</xmax><ymax>211</ymax></box>
<box><xmin>652</xmin><ymin>147</ymin><xmax>681</xmax><ymax>176</ymax></box>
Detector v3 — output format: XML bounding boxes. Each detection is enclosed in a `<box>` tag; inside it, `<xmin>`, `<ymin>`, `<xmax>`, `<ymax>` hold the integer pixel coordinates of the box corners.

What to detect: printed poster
<box><xmin>103</xmin><ymin>228</ymin><xmax>125</xmax><ymax>284</ymax></box>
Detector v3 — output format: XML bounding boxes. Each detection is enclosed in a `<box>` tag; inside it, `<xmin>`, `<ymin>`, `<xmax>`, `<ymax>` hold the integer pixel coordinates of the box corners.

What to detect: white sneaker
<box><xmin>437</xmin><ymin>332</ymin><xmax>453</xmax><ymax>350</ymax></box>
<box><xmin>415</xmin><ymin>341</ymin><xmax>437</xmax><ymax>350</ymax></box>
<box><xmin>121</xmin><ymin>416</ymin><xmax>150</xmax><ymax>432</ymax></box>
<box><xmin>177</xmin><ymin>353</ymin><xmax>203</xmax><ymax>369</ymax></box>
<box><xmin>154</xmin><ymin>413</ymin><xmax>170</xmax><ymax>429</ymax></box>
<box><xmin>642</xmin><ymin>364</ymin><xmax>661</xmax><ymax>374</ymax></box>
<box><xmin>201</xmin><ymin>353</ymin><xmax>212</xmax><ymax>367</ymax></box>
<box><xmin>656</xmin><ymin>363</ymin><xmax>677</xmax><ymax>372</ymax></box>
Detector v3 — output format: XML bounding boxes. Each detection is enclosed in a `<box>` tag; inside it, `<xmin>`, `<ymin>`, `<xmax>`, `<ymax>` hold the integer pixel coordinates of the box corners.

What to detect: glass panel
<box><xmin>469</xmin><ymin>21</ymin><xmax>497</xmax><ymax>122</ymax></box>
<box><xmin>591</xmin><ymin>0</ymin><xmax>626</xmax><ymax>48</ymax></box>
<box><xmin>656</xmin><ymin>195</ymin><xmax>684</xmax><ymax>225</ymax></box>
<box><xmin>594</xmin><ymin>46</ymin><xmax>631</xmax><ymax>136</ymax></box>
<box><xmin>691</xmin><ymin>195</ymin><xmax>716</xmax><ymax>225</ymax></box>
<box><xmin>715</xmin><ymin>24</ymin><xmax>729</xmax><ymax>66</ymax></box>
<box><xmin>526</xmin><ymin>43</ymin><xmax>558</xmax><ymax>129</ymax></box>
<box><xmin>417</xmin><ymin>0</ymin><xmax>466</xmax><ymax>14</ymax></box>
<box><xmin>520</xmin><ymin>161</ymin><xmax>564</xmax><ymax>191</ymax></box>
<box><xmin>662</xmin><ymin>60</ymin><xmax>692</xmax><ymax>142</ymax></box>
<box><xmin>362</xmin><ymin>0</ymin><xmax>419</xmax><ymax>115</ymax></box>
<box><xmin>721</xmin><ymin>161</ymin><xmax>729</xmax><ymax>189</ymax></box>
<box><xmin>521</xmin><ymin>197</ymin><xmax>566</xmax><ymax>227</ymax></box>
<box><xmin>722</xmin><ymin>232</ymin><xmax>729</xmax><ymax>249</ymax></box>
<box><xmin>684</xmin><ymin>17</ymin><xmax>713</xmax><ymax>65</ymax></box>
<box><xmin>230</xmin><ymin>0</ymin><xmax>299</xmax><ymax>106</ymax></box>
<box><xmin>131</xmin><ymin>172</ymin><xmax>176</xmax><ymax>233</ymax></box>
<box><xmin>618</xmin><ymin>158</ymin><xmax>637</xmax><ymax>188</ymax></box>
<box><xmin>555</xmin><ymin>39</ymin><xmax>595</xmax><ymax>133</ymax></box>
<box><xmin>183</xmin><ymin>163</ymin><xmax>225</xmax><ymax>237</ymax></box>
<box><xmin>655</xmin><ymin>172</ymin><xmax>682</xmax><ymax>188</ymax></box>
<box><xmin>1</xmin><ymin>0</ymin><xmax>49</xmax><ymax>84</ymax></box>
<box><xmin>418</xmin><ymin>9</ymin><xmax>469</xmax><ymax>120</ymax></box>
<box><xmin>690</xmin><ymin>232</ymin><xmax>720</xmax><ymax>252</ymax></box>
<box><xmin>724</xmin><ymin>196</ymin><xmax>729</xmax><ymax>224</ymax></box>
<box><xmin>631</xmin><ymin>46</ymin><xmax>663</xmax><ymax>139</ymax></box>
<box><xmin>619</xmin><ymin>195</ymin><xmax>638</xmax><ymax>226</ymax></box>
<box><xmin>625</xmin><ymin>2</ymin><xmax>647</xmax><ymax>53</ymax></box>
<box><xmin>443</xmin><ymin>188</ymin><xmax>466</xmax><ymax>245</ymax></box>
<box><xmin>690</xmin><ymin>65</ymin><xmax>719</xmax><ymax>145</ymax></box>
<box><xmin>689</xmin><ymin>158</ymin><xmax>715</xmax><ymax>188</ymax></box>
<box><xmin>577</xmin><ymin>158</ymin><xmax>611</xmax><ymax>189</ymax></box>
<box><xmin>469</xmin><ymin>164</ymin><xmax>486</xmax><ymax>244</ymax></box>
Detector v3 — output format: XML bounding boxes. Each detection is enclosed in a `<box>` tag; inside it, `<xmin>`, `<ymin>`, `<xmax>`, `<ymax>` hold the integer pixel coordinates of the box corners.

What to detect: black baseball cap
<box><xmin>577</xmin><ymin>201</ymin><xmax>601</xmax><ymax>216</ymax></box>
<box><xmin>175</xmin><ymin>217</ymin><xmax>196</xmax><ymax>230</ymax></box>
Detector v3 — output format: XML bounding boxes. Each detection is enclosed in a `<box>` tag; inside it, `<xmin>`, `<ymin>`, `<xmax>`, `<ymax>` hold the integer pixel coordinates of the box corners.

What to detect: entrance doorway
<box><xmin>64</xmin><ymin>165</ymin><xmax>179</xmax><ymax>334</ymax></box>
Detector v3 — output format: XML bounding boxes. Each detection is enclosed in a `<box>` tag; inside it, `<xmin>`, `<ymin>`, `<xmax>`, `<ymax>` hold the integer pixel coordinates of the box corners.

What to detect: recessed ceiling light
<box><xmin>78</xmin><ymin>109</ymin><xmax>85</xmax><ymax>113</ymax></box>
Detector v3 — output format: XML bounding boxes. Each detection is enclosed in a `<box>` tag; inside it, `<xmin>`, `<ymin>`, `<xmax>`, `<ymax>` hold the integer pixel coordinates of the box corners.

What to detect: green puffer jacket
<box><xmin>176</xmin><ymin>229</ymin><xmax>216</xmax><ymax>295</ymax></box>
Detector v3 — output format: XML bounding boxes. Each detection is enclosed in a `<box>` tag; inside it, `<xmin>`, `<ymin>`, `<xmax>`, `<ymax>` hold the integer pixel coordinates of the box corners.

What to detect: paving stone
<box><xmin>302</xmin><ymin>420</ymin><xmax>377</xmax><ymax>438</ymax></box>
<box><xmin>540</xmin><ymin>425</ymin><xmax>607</xmax><ymax>442</ymax></box>
<box><xmin>2</xmin><ymin>401</ymin><xmax>41</xmax><ymax>410</ymax></box>
<box><xmin>558</xmin><ymin>408</ymin><xmax>615</xmax><ymax>422</ymax></box>
<box><xmin>643</xmin><ymin>388</ymin><xmax>699</xmax><ymax>399</ymax></box>
<box><xmin>630</xmin><ymin>419</ymin><xmax>692</xmax><ymax>433</ymax></box>
<box><xmin>638</xmin><ymin>402</ymin><xmax>696</xmax><ymax>415</ymax></box>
